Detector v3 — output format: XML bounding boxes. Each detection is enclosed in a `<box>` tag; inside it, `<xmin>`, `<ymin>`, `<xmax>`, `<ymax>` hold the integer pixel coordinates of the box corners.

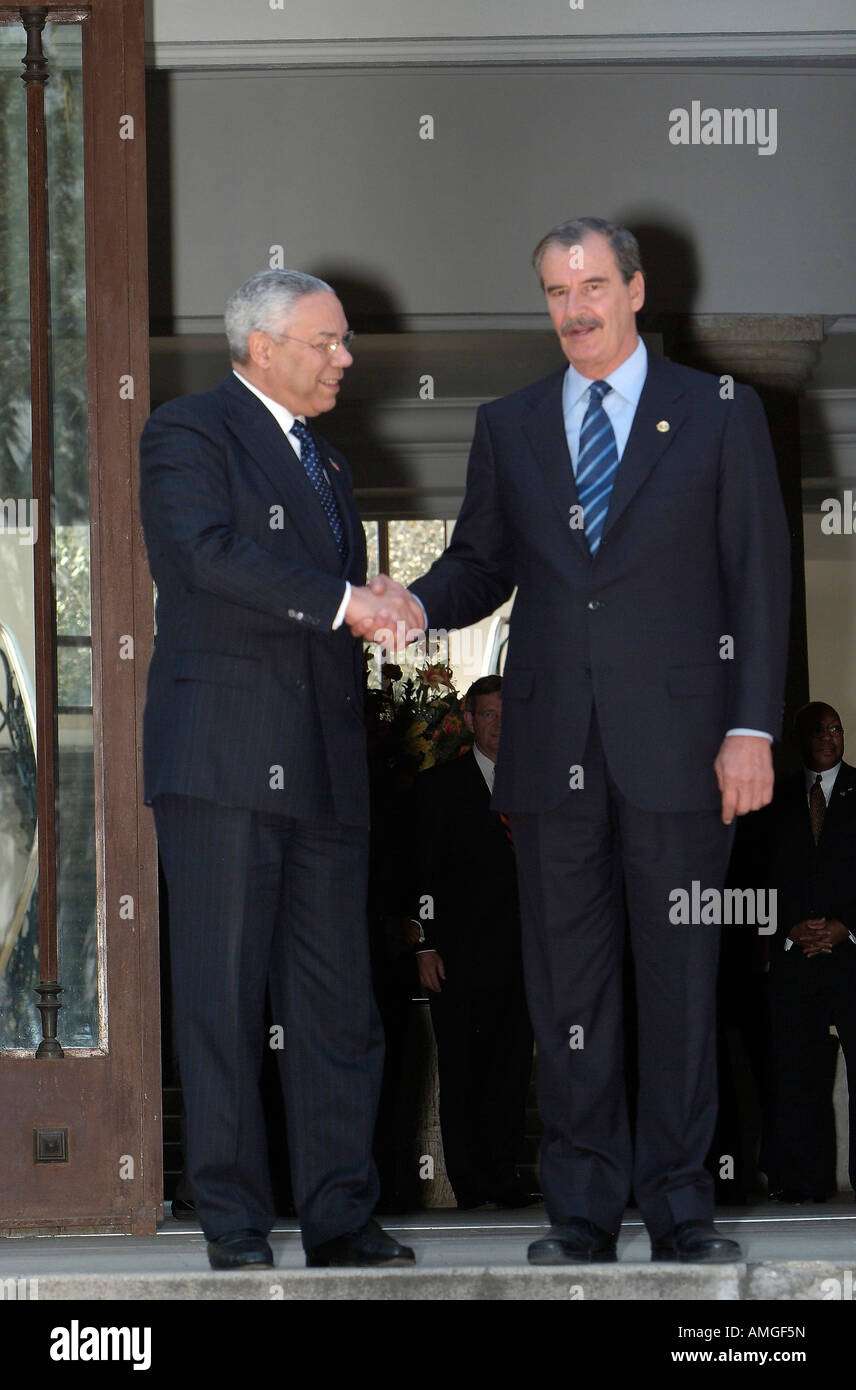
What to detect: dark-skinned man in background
<box><xmin>766</xmin><ymin>702</ymin><xmax>856</xmax><ymax>1203</ymax></box>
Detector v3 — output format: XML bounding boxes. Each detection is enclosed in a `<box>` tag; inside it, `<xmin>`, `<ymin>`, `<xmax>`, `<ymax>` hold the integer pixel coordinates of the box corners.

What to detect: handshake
<box><xmin>344</xmin><ymin>573</ymin><xmax>426</xmax><ymax>650</ymax></box>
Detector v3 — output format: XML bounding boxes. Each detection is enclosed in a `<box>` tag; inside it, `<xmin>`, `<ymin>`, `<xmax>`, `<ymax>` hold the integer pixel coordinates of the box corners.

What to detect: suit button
<box><xmin>587</xmin><ymin>599</ymin><xmax>605</xmax><ymax>611</ymax></box>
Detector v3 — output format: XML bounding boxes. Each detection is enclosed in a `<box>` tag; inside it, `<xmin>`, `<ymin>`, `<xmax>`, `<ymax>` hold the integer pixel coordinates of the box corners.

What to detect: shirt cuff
<box><xmin>411</xmin><ymin>592</ymin><xmax>428</xmax><ymax>628</ymax></box>
<box><xmin>332</xmin><ymin>582</ymin><xmax>351</xmax><ymax>631</ymax></box>
<box><xmin>787</xmin><ymin>933</ymin><xmax>856</xmax><ymax>949</ymax></box>
<box><xmin>725</xmin><ymin>729</ymin><xmax>773</xmax><ymax>740</ymax></box>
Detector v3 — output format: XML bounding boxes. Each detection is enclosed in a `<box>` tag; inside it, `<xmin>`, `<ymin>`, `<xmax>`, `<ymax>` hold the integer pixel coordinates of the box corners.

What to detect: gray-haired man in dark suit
<box><xmin>370</xmin><ymin>219</ymin><xmax>791</xmax><ymax>1263</ymax></box>
<box><xmin>140</xmin><ymin>269</ymin><xmax>422</xmax><ymax>1270</ymax></box>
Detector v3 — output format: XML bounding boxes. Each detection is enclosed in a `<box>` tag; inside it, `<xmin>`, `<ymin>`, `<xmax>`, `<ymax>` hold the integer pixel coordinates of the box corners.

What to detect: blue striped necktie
<box><xmin>576</xmin><ymin>380</ymin><xmax>619</xmax><ymax>555</ymax></box>
<box><xmin>289</xmin><ymin>419</ymin><xmax>347</xmax><ymax>558</ymax></box>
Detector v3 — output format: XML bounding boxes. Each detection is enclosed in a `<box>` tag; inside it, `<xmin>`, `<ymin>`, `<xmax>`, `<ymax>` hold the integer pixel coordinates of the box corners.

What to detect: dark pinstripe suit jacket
<box><xmin>766</xmin><ymin>762</ymin><xmax>856</xmax><ymax>946</ymax></box>
<box><xmin>139</xmin><ymin>372</ymin><xmax>370</xmax><ymax>826</ymax></box>
<box><xmin>411</xmin><ymin>352</ymin><xmax>791</xmax><ymax>815</ymax></box>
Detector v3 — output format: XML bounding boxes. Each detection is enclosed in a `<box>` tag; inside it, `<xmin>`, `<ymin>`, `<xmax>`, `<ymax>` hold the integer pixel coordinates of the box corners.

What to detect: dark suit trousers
<box><xmin>769</xmin><ymin>944</ymin><xmax>856</xmax><ymax>1195</ymax></box>
<box><xmin>153</xmin><ymin>795</ymin><xmax>384</xmax><ymax>1249</ymax></box>
<box><xmin>429</xmin><ymin>959</ymin><xmax>533</xmax><ymax>1199</ymax></box>
<box><xmin>510</xmin><ymin>714</ymin><xmax>733</xmax><ymax>1238</ymax></box>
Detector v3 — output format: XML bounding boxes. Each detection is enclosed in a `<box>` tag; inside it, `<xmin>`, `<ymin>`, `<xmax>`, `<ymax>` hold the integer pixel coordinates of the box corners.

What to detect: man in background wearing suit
<box><xmin>140</xmin><ymin>269</ymin><xmax>423</xmax><ymax>1270</ymax></box>
<box><xmin>767</xmin><ymin>702</ymin><xmax>856</xmax><ymax>1202</ymax></box>
<box><xmin>414</xmin><ymin>675</ymin><xmax>535</xmax><ymax>1209</ymax></box>
<box><xmin>375</xmin><ymin>218</ymin><xmax>791</xmax><ymax>1262</ymax></box>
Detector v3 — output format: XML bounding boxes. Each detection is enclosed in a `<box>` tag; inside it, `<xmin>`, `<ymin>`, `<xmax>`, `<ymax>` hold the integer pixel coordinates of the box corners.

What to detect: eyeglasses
<box><xmin>271</xmin><ymin>331</ymin><xmax>355</xmax><ymax>357</ymax></box>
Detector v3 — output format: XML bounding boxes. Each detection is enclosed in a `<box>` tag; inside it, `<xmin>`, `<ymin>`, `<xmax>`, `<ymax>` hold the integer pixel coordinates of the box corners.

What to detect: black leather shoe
<box><xmin>306</xmin><ymin>1218</ymin><xmax>415</xmax><ymax>1268</ymax></box>
<box><xmin>772</xmin><ymin>1188</ymin><xmax>827</xmax><ymax>1205</ymax></box>
<box><xmin>651</xmin><ymin>1220</ymin><xmax>742</xmax><ymax>1263</ymax></box>
<box><xmin>527</xmin><ymin>1218</ymin><xmax>617</xmax><ymax>1264</ymax></box>
<box><xmin>207</xmin><ymin>1229</ymin><xmax>274</xmax><ymax>1270</ymax></box>
<box><xmin>170</xmin><ymin>1197</ymin><xmax>197</xmax><ymax>1221</ymax></box>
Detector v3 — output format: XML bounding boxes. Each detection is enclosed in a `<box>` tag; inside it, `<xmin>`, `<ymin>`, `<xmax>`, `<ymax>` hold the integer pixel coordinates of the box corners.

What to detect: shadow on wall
<box><xmin>615</xmin><ymin>211</ymin><xmax>701</xmax><ymax>340</ymax></box>
<box><xmin>308</xmin><ymin>263</ymin><xmax>417</xmax><ymax>499</ymax></box>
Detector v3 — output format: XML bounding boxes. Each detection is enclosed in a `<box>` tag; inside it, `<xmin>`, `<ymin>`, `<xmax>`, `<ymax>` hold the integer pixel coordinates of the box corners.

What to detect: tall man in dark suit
<box><xmin>413</xmin><ymin>675</ymin><xmax>534</xmax><ymax>1208</ymax></box>
<box><xmin>140</xmin><ymin>269</ymin><xmax>423</xmax><ymax>1270</ymax></box>
<box><xmin>767</xmin><ymin>702</ymin><xmax>856</xmax><ymax>1201</ymax></box>
<box><xmin>370</xmin><ymin>218</ymin><xmax>791</xmax><ymax>1262</ymax></box>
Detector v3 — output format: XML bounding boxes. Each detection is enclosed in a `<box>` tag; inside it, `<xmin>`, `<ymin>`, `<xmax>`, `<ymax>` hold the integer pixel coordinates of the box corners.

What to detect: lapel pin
<box><xmin>656</xmin><ymin>420</ymin><xmax>670</xmax><ymax>433</ymax></box>
<box><xmin>328</xmin><ymin>456</ymin><xmax>341</xmax><ymax>472</ymax></box>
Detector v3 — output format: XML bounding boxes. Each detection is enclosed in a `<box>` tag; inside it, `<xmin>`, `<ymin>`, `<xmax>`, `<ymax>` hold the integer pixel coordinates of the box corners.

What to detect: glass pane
<box><xmin>362</xmin><ymin>519</ymin><xmax>379</xmax><ymax>579</ymax></box>
<box><xmin>0</xmin><ymin>26</ymin><xmax>38</xmax><ymax>1048</ymax></box>
<box><xmin>366</xmin><ymin>520</ymin><xmax>450</xmax><ymax>690</ymax></box>
<box><xmin>0</xmin><ymin>23</ymin><xmax>96</xmax><ymax>1049</ymax></box>
<box><xmin>46</xmin><ymin>24</ymin><xmax>97</xmax><ymax>1048</ymax></box>
<box><xmin>387</xmin><ymin>518</ymin><xmax>446</xmax><ymax>590</ymax></box>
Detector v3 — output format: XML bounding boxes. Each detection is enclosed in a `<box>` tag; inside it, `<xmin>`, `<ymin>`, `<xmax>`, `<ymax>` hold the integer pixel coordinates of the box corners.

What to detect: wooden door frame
<box><xmin>0</xmin><ymin>0</ymin><xmax>160</xmax><ymax>1234</ymax></box>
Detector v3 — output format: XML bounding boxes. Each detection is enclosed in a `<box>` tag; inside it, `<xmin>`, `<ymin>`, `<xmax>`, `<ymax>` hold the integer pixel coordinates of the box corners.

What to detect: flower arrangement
<box><xmin>364</xmin><ymin>656</ymin><xmax>472</xmax><ymax>787</ymax></box>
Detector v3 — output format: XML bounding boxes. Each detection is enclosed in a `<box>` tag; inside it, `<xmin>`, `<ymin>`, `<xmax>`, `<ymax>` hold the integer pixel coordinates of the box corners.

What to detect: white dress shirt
<box><xmin>803</xmin><ymin>761</ymin><xmax>842</xmax><ymax>806</ymax></box>
<box><xmin>233</xmin><ymin>370</ymin><xmax>351</xmax><ymax>629</ymax></box>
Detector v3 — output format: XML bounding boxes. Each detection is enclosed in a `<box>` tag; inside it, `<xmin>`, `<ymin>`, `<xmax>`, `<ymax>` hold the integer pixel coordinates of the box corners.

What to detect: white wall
<box><xmin>147</xmin><ymin>0</ymin><xmax>856</xmax><ymax>46</ymax></box>
<box><xmin>149</xmin><ymin>68</ymin><xmax>856</xmax><ymax>326</ymax></box>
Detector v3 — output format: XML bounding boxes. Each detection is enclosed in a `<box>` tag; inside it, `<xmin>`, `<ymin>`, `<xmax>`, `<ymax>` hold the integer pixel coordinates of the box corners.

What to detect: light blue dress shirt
<box><xmin>562</xmin><ymin>336</ymin><xmax>648</xmax><ymax>472</ymax></box>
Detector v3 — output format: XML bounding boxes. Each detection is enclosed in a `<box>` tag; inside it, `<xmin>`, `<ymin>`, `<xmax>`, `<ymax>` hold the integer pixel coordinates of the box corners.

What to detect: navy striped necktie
<box><xmin>289</xmin><ymin>419</ymin><xmax>346</xmax><ymax>558</ymax></box>
<box><xmin>576</xmin><ymin>380</ymin><xmax>619</xmax><ymax>555</ymax></box>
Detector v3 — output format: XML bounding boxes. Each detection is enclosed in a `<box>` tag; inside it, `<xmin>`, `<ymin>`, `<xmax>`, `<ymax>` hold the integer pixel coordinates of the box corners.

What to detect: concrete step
<box><xmin>1</xmin><ymin>1205</ymin><xmax>854</xmax><ymax>1301</ymax></box>
<box><xmin>0</xmin><ymin>1263</ymin><xmax>826</xmax><ymax>1300</ymax></box>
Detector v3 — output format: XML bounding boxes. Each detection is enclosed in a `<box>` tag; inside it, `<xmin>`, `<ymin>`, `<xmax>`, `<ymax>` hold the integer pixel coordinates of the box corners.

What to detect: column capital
<box><xmin>661</xmin><ymin>314</ymin><xmax>825</xmax><ymax>391</ymax></box>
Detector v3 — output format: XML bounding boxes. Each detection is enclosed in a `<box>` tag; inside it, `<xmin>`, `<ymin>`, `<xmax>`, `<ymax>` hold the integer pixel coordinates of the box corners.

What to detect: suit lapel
<box><xmin>521</xmin><ymin>371</ymin><xmax>590</xmax><ymax>561</ymax></box>
<box><xmin>600</xmin><ymin>352</ymin><xmax>689</xmax><ymax>544</ymax></box>
<box><xmin>781</xmin><ymin>771</ymin><xmax>813</xmax><ymax>844</ymax></box>
<box><xmin>520</xmin><ymin>354</ymin><xmax>691</xmax><ymax>557</ymax></box>
<box><xmin>222</xmin><ymin>375</ymin><xmax>345</xmax><ymax>571</ymax></box>
<box><xmin>823</xmin><ymin>762</ymin><xmax>856</xmax><ymax>831</ymax></box>
<box><xmin>461</xmin><ymin>748</ymin><xmax>491</xmax><ymax>805</ymax></box>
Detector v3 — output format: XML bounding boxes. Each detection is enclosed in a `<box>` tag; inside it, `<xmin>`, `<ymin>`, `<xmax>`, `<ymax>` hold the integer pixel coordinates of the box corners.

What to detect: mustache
<box><xmin>561</xmin><ymin>317</ymin><xmax>602</xmax><ymax>334</ymax></box>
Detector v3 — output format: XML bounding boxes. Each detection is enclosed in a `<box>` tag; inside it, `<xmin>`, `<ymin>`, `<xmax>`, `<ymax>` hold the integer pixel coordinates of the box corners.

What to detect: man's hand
<box><xmin>790</xmin><ymin>917</ymin><xmax>848</xmax><ymax>957</ymax></box>
<box><xmin>369</xmin><ymin>573</ymin><xmax>427</xmax><ymax>645</ymax></box>
<box><xmin>344</xmin><ymin>575</ymin><xmax>425</xmax><ymax>648</ymax></box>
<box><xmin>416</xmin><ymin>950</ymin><xmax>446</xmax><ymax>993</ymax></box>
<box><xmin>381</xmin><ymin>916</ymin><xmax>423</xmax><ymax>959</ymax></box>
<box><xmin>714</xmin><ymin>734</ymin><xmax>774</xmax><ymax>825</ymax></box>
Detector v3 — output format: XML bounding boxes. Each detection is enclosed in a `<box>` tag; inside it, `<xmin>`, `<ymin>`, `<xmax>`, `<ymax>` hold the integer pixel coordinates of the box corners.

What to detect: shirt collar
<box><xmin>804</xmin><ymin>762</ymin><xmax>842</xmax><ymax>796</ymax></box>
<box><xmin>232</xmin><ymin>369</ymin><xmax>304</xmax><ymax>435</ymax></box>
<box><xmin>564</xmin><ymin>335</ymin><xmax>648</xmax><ymax>411</ymax></box>
<box><xmin>472</xmin><ymin>743</ymin><xmax>495</xmax><ymax>791</ymax></box>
